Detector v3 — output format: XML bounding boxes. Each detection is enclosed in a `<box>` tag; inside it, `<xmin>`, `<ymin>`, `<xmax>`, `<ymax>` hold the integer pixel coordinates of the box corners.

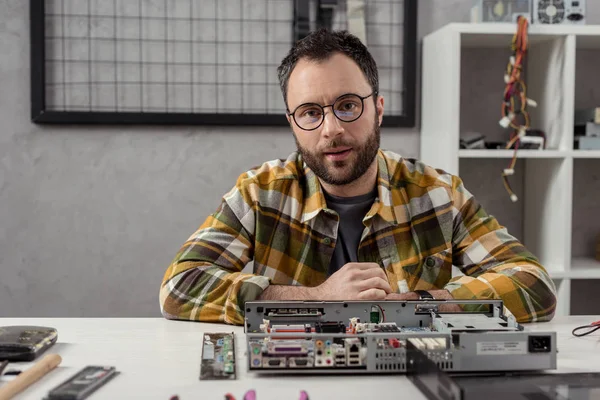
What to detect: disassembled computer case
<box><xmin>244</xmin><ymin>300</ymin><xmax>556</xmax><ymax>375</ymax></box>
<box><xmin>470</xmin><ymin>0</ymin><xmax>586</xmax><ymax>24</ymax></box>
<box><xmin>533</xmin><ymin>0</ymin><xmax>586</xmax><ymax>24</ymax></box>
<box><xmin>470</xmin><ymin>0</ymin><xmax>532</xmax><ymax>23</ymax></box>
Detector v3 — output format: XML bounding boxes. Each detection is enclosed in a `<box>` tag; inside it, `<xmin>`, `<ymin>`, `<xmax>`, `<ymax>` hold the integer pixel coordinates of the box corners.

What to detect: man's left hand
<box><xmin>386</xmin><ymin>290</ymin><xmax>462</xmax><ymax>312</ymax></box>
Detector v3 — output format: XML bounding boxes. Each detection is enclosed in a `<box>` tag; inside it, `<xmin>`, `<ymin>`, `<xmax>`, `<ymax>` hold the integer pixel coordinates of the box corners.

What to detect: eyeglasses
<box><xmin>287</xmin><ymin>91</ymin><xmax>377</xmax><ymax>131</ymax></box>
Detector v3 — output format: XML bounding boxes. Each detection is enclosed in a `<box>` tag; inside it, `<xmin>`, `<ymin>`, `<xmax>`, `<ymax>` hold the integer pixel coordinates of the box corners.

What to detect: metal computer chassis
<box><xmin>243</xmin><ymin>299</ymin><xmax>557</xmax><ymax>374</ymax></box>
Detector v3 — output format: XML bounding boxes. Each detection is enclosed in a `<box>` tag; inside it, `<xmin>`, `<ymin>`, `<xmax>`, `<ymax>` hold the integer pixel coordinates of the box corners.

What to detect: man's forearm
<box><xmin>258</xmin><ymin>285</ymin><xmax>318</xmax><ymax>300</ymax></box>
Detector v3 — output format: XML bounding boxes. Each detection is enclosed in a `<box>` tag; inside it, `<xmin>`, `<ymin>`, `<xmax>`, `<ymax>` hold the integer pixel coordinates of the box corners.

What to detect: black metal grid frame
<box><xmin>30</xmin><ymin>0</ymin><xmax>417</xmax><ymax>127</ymax></box>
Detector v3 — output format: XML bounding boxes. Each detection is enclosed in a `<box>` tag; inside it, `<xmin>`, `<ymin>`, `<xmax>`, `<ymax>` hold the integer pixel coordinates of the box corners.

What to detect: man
<box><xmin>159</xmin><ymin>29</ymin><xmax>557</xmax><ymax>325</ymax></box>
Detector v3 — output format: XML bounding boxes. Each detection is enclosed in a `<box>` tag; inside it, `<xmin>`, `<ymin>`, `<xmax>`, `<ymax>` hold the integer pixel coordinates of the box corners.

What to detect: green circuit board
<box><xmin>199</xmin><ymin>332</ymin><xmax>236</xmax><ymax>380</ymax></box>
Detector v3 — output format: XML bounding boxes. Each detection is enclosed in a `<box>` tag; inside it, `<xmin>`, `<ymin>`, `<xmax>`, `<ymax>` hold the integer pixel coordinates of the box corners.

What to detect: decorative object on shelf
<box><xmin>574</xmin><ymin>107</ymin><xmax>600</xmax><ymax>150</ymax></box>
<box><xmin>470</xmin><ymin>0</ymin><xmax>532</xmax><ymax>23</ymax></box>
<box><xmin>533</xmin><ymin>0</ymin><xmax>586</xmax><ymax>25</ymax></box>
<box><xmin>460</xmin><ymin>132</ymin><xmax>486</xmax><ymax>149</ymax></box>
<box><xmin>499</xmin><ymin>16</ymin><xmax>538</xmax><ymax>202</ymax></box>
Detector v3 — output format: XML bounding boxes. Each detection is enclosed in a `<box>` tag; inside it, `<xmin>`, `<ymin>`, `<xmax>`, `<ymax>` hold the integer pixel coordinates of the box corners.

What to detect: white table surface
<box><xmin>1</xmin><ymin>316</ymin><xmax>599</xmax><ymax>400</ymax></box>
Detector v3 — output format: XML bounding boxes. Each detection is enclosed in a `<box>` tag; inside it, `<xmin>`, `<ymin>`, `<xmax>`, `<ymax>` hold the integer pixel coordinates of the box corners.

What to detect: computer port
<box><xmin>271</xmin><ymin>346</ymin><xmax>303</xmax><ymax>353</ymax></box>
<box><xmin>315</xmin><ymin>356</ymin><xmax>334</xmax><ymax>367</ymax></box>
<box><xmin>567</xmin><ymin>13</ymin><xmax>584</xmax><ymax>21</ymax></box>
<box><xmin>529</xmin><ymin>336</ymin><xmax>551</xmax><ymax>353</ymax></box>
<box><xmin>266</xmin><ymin>341</ymin><xmax>309</xmax><ymax>355</ymax></box>
<box><xmin>288</xmin><ymin>357</ymin><xmax>313</xmax><ymax>368</ymax></box>
<box><xmin>315</xmin><ymin>321</ymin><xmax>346</xmax><ymax>333</ymax></box>
<box><xmin>266</xmin><ymin>308</ymin><xmax>324</xmax><ymax>317</ymax></box>
<box><xmin>263</xmin><ymin>357</ymin><xmax>286</xmax><ymax>368</ymax></box>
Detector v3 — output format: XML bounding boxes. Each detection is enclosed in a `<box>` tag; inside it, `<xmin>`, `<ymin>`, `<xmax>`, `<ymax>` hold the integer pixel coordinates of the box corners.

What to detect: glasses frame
<box><xmin>287</xmin><ymin>91</ymin><xmax>377</xmax><ymax>131</ymax></box>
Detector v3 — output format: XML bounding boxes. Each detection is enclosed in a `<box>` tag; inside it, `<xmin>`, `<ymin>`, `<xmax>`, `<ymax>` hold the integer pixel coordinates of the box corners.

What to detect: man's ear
<box><xmin>376</xmin><ymin>95</ymin><xmax>385</xmax><ymax>126</ymax></box>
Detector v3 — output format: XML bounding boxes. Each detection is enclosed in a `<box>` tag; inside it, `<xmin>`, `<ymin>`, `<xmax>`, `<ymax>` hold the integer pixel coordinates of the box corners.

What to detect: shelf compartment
<box><xmin>459</xmin><ymin>150</ymin><xmax>569</xmax><ymax>158</ymax></box>
<box><xmin>571</xmin><ymin>150</ymin><xmax>600</xmax><ymax>158</ymax></box>
<box><xmin>571</xmin><ymin>159</ymin><xmax>600</xmax><ymax>264</ymax></box>
<box><xmin>569</xmin><ymin>258</ymin><xmax>600</xmax><ymax>278</ymax></box>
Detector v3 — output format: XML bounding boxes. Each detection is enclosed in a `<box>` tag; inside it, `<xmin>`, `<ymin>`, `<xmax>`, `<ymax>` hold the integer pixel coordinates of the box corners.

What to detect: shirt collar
<box><xmin>298</xmin><ymin>150</ymin><xmax>399</xmax><ymax>225</ymax></box>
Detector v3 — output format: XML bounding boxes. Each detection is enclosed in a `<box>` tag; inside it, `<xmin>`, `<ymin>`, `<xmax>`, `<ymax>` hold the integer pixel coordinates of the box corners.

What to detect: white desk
<box><xmin>1</xmin><ymin>316</ymin><xmax>599</xmax><ymax>400</ymax></box>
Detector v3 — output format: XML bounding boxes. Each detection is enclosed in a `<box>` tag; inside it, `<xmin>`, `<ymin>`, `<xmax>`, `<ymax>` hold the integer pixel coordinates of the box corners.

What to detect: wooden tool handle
<box><xmin>0</xmin><ymin>354</ymin><xmax>62</xmax><ymax>400</ymax></box>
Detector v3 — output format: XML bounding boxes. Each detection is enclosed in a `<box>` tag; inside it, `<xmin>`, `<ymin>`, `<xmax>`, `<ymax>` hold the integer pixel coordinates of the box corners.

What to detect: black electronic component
<box><xmin>315</xmin><ymin>322</ymin><xmax>346</xmax><ymax>334</ymax></box>
<box><xmin>46</xmin><ymin>366</ymin><xmax>119</xmax><ymax>400</ymax></box>
<box><xmin>200</xmin><ymin>332</ymin><xmax>236</xmax><ymax>380</ymax></box>
<box><xmin>528</xmin><ymin>335</ymin><xmax>552</xmax><ymax>353</ymax></box>
<box><xmin>265</xmin><ymin>308</ymin><xmax>324</xmax><ymax>315</ymax></box>
<box><xmin>317</xmin><ymin>0</ymin><xmax>337</xmax><ymax>30</ymax></box>
<box><xmin>0</xmin><ymin>326</ymin><xmax>58</xmax><ymax>362</ymax></box>
<box><xmin>293</xmin><ymin>0</ymin><xmax>311</xmax><ymax>42</ymax></box>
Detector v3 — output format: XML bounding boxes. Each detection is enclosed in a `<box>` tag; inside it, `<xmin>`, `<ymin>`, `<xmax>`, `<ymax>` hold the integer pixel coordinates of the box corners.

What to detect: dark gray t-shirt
<box><xmin>323</xmin><ymin>187</ymin><xmax>378</xmax><ymax>276</ymax></box>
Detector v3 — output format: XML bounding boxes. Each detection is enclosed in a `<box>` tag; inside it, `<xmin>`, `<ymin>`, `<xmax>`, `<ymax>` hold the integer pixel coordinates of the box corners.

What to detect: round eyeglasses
<box><xmin>287</xmin><ymin>92</ymin><xmax>377</xmax><ymax>131</ymax></box>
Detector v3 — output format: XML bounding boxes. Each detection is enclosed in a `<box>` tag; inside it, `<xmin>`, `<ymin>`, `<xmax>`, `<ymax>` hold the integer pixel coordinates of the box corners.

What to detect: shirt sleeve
<box><xmin>159</xmin><ymin>177</ymin><xmax>270</xmax><ymax>325</ymax></box>
<box><xmin>443</xmin><ymin>175</ymin><xmax>557</xmax><ymax>323</ymax></box>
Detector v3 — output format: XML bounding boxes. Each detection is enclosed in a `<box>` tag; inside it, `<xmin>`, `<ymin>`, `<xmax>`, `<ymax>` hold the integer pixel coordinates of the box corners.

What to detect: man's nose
<box><xmin>320</xmin><ymin>109</ymin><xmax>343</xmax><ymax>138</ymax></box>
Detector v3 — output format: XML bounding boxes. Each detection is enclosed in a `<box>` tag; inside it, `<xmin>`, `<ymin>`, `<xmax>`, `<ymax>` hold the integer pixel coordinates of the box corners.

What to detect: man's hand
<box><xmin>312</xmin><ymin>262</ymin><xmax>392</xmax><ymax>300</ymax></box>
<box><xmin>386</xmin><ymin>290</ymin><xmax>463</xmax><ymax>312</ymax></box>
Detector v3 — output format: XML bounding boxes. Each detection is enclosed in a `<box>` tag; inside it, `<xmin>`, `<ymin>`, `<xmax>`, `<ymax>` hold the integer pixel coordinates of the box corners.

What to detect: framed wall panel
<box><xmin>30</xmin><ymin>0</ymin><xmax>417</xmax><ymax>127</ymax></box>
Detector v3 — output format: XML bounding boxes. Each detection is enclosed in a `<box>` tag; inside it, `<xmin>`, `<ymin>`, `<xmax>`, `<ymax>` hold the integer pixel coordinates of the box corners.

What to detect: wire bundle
<box><xmin>572</xmin><ymin>320</ymin><xmax>600</xmax><ymax>337</ymax></box>
<box><xmin>500</xmin><ymin>16</ymin><xmax>534</xmax><ymax>202</ymax></box>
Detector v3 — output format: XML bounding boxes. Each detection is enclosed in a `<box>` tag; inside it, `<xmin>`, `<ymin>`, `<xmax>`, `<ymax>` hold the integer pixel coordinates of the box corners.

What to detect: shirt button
<box><xmin>425</xmin><ymin>257</ymin><xmax>436</xmax><ymax>267</ymax></box>
<box><xmin>323</xmin><ymin>238</ymin><xmax>331</xmax><ymax>245</ymax></box>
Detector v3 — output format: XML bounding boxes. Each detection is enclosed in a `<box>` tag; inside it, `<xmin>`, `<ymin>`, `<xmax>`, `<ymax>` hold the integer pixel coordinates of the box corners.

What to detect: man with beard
<box><xmin>159</xmin><ymin>29</ymin><xmax>557</xmax><ymax>325</ymax></box>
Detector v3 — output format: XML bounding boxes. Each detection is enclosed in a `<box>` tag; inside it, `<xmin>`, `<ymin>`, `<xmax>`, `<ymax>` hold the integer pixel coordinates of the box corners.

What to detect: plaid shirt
<box><xmin>160</xmin><ymin>150</ymin><xmax>557</xmax><ymax>325</ymax></box>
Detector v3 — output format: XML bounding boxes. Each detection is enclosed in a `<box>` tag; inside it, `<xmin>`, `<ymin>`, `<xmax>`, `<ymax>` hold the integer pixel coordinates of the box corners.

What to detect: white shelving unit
<box><xmin>420</xmin><ymin>23</ymin><xmax>600</xmax><ymax>317</ymax></box>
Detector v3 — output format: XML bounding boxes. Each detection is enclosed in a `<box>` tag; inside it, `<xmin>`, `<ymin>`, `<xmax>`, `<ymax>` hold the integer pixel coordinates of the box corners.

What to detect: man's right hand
<box><xmin>311</xmin><ymin>262</ymin><xmax>392</xmax><ymax>300</ymax></box>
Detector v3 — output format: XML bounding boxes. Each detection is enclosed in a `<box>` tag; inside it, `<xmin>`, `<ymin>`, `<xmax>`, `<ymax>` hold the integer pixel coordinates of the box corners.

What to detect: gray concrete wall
<box><xmin>1</xmin><ymin>1</ymin><xmax>599</xmax><ymax>317</ymax></box>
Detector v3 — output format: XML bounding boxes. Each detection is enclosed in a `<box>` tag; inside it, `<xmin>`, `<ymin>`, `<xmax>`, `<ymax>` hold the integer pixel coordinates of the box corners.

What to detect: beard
<box><xmin>294</xmin><ymin>117</ymin><xmax>380</xmax><ymax>186</ymax></box>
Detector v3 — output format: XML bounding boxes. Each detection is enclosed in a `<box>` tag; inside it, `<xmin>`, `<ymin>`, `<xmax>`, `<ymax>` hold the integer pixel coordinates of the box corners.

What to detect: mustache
<box><xmin>321</xmin><ymin>139</ymin><xmax>353</xmax><ymax>151</ymax></box>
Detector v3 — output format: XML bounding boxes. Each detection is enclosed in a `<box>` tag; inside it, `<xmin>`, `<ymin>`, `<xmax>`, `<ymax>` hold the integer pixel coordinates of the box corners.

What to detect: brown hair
<box><xmin>277</xmin><ymin>29</ymin><xmax>379</xmax><ymax>108</ymax></box>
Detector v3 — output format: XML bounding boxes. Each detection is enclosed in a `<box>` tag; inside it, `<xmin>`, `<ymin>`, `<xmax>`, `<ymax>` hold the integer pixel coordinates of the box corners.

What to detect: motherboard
<box><xmin>243</xmin><ymin>299</ymin><xmax>556</xmax><ymax>375</ymax></box>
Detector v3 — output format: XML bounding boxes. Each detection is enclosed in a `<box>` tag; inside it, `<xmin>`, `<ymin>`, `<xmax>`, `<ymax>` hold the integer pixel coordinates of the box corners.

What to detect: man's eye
<box><xmin>302</xmin><ymin>109</ymin><xmax>321</xmax><ymax>118</ymax></box>
<box><xmin>339</xmin><ymin>102</ymin><xmax>357</xmax><ymax>111</ymax></box>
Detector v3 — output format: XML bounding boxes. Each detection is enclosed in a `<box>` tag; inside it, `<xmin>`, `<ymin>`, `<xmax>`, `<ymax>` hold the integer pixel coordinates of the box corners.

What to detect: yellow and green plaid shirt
<box><xmin>160</xmin><ymin>150</ymin><xmax>556</xmax><ymax>325</ymax></box>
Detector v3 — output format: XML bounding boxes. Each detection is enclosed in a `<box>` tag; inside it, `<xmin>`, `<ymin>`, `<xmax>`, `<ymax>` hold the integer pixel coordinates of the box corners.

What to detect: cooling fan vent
<box><xmin>537</xmin><ymin>0</ymin><xmax>566</xmax><ymax>24</ymax></box>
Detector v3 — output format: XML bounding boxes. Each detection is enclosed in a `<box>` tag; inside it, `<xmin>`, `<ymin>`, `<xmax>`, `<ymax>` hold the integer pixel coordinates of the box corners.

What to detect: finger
<box><xmin>385</xmin><ymin>293</ymin><xmax>415</xmax><ymax>300</ymax></box>
<box><xmin>353</xmin><ymin>265</ymin><xmax>389</xmax><ymax>283</ymax></box>
<box><xmin>343</xmin><ymin>262</ymin><xmax>381</xmax><ymax>271</ymax></box>
<box><xmin>357</xmin><ymin>288</ymin><xmax>387</xmax><ymax>300</ymax></box>
<box><xmin>357</xmin><ymin>276</ymin><xmax>392</xmax><ymax>294</ymax></box>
